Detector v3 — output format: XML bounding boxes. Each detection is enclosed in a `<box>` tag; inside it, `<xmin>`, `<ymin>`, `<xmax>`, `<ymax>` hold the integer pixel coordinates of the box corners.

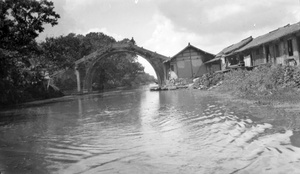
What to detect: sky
<box><xmin>38</xmin><ymin>0</ymin><xmax>300</xmax><ymax>77</ymax></box>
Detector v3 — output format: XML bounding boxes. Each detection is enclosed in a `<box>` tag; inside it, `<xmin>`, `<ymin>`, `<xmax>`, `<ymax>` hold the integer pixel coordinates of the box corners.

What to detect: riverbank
<box><xmin>148</xmin><ymin>84</ymin><xmax>300</xmax><ymax>146</ymax></box>
<box><xmin>194</xmin><ymin>88</ymin><xmax>300</xmax><ymax>134</ymax></box>
<box><xmin>188</xmin><ymin>64</ymin><xmax>300</xmax><ymax>133</ymax></box>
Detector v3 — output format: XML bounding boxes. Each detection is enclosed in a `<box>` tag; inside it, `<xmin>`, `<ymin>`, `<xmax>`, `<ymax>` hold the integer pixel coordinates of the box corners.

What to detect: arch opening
<box><xmin>84</xmin><ymin>51</ymin><xmax>163</xmax><ymax>92</ymax></box>
<box><xmin>74</xmin><ymin>43</ymin><xmax>169</xmax><ymax>93</ymax></box>
<box><xmin>137</xmin><ymin>56</ymin><xmax>157</xmax><ymax>79</ymax></box>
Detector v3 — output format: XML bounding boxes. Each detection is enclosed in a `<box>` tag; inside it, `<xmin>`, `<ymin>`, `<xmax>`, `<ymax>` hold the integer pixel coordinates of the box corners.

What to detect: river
<box><xmin>0</xmin><ymin>86</ymin><xmax>300</xmax><ymax>174</ymax></box>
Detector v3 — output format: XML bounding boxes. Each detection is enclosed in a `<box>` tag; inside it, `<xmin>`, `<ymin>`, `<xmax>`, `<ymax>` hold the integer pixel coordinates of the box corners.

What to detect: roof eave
<box><xmin>170</xmin><ymin>44</ymin><xmax>215</xmax><ymax>59</ymax></box>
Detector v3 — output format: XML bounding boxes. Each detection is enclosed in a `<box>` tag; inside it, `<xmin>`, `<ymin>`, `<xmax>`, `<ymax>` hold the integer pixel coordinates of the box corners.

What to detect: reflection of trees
<box><xmin>0</xmin><ymin>106</ymin><xmax>54</xmax><ymax>173</ymax></box>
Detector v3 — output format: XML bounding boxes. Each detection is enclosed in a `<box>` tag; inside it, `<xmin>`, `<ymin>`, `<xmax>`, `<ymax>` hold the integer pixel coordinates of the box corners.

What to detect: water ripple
<box><xmin>1</xmin><ymin>90</ymin><xmax>300</xmax><ymax>174</ymax></box>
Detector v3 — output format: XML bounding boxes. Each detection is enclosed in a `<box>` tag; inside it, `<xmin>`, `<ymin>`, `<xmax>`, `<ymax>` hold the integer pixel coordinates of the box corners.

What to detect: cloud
<box><xmin>38</xmin><ymin>0</ymin><xmax>157</xmax><ymax>42</ymax></box>
<box><xmin>158</xmin><ymin>0</ymin><xmax>300</xmax><ymax>36</ymax></box>
<box><xmin>79</xmin><ymin>27</ymin><xmax>124</xmax><ymax>41</ymax></box>
<box><xmin>143</xmin><ymin>14</ymin><xmax>252</xmax><ymax>55</ymax></box>
<box><xmin>37</xmin><ymin>0</ymin><xmax>77</xmax><ymax>41</ymax></box>
<box><xmin>148</xmin><ymin>0</ymin><xmax>300</xmax><ymax>54</ymax></box>
<box><xmin>143</xmin><ymin>15</ymin><xmax>206</xmax><ymax>56</ymax></box>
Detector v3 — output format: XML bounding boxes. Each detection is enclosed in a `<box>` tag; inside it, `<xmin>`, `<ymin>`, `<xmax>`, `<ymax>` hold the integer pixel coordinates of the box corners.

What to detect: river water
<box><xmin>0</xmin><ymin>86</ymin><xmax>300</xmax><ymax>174</ymax></box>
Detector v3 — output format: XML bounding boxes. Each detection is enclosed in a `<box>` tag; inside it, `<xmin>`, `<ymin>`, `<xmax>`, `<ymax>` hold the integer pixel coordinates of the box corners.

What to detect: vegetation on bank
<box><xmin>0</xmin><ymin>0</ymin><xmax>155</xmax><ymax>106</ymax></box>
<box><xmin>0</xmin><ymin>0</ymin><xmax>61</xmax><ymax>106</ymax></box>
<box><xmin>194</xmin><ymin>64</ymin><xmax>300</xmax><ymax>102</ymax></box>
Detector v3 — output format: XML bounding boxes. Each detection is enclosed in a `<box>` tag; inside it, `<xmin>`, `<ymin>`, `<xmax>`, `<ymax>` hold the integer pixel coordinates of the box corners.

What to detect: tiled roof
<box><xmin>164</xmin><ymin>43</ymin><xmax>215</xmax><ymax>63</ymax></box>
<box><xmin>236</xmin><ymin>22</ymin><xmax>300</xmax><ymax>52</ymax></box>
<box><xmin>205</xmin><ymin>36</ymin><xmax>252</xmax><ymax>64</ymax></box>
<box><xmin>216</xmin><ymin>36</ymin><xmax>253</xmax><ymax>57</ymax></box>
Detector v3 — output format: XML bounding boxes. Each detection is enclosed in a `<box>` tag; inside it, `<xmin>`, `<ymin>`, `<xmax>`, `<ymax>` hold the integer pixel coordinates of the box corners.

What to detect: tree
<box><xmin>40</xmin><ymin>33</ymin><xmax>83</xmax><ymax>73</ymax></box>
<box><xmin>0</xmin><ymin>0</ymin><xmax>60</xmax><ymax>105</ymax></box>
<box><xmin>82</xmin><ymin>32</ymin><xmax>116</xmax><ymax>54</ymax></box>
<box><xmin>91</xmin><ymin>52</ymin><xmax>144</xmax><ymax>89</ymax></box>
<box><xmin>0</xmin><ymin>0</ymin><xmax>60</xmax><ymax>51</ymax></box>
<box><xmin>40</xmin><ymin>32</ymin><xmax>117</xmax><ymax>73</ymax></box>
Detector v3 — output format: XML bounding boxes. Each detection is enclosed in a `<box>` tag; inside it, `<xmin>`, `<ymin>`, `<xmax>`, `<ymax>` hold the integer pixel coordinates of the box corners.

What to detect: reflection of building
<box><xmin>207</xmin><ymin>21</ymin><xmax>300</xmax><ymax>72</ymax></box>
<box><xmin>164</xmin><ymin>43</ymin><xmax>215</xmax><ymax>79</ymax></box>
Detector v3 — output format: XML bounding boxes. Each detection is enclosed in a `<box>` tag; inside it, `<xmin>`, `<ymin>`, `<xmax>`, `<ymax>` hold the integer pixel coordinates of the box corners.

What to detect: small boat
<box><xmin>150</xmin><ymin>86</ymin><xmax>161</xmax><ymax>91</ymax></box>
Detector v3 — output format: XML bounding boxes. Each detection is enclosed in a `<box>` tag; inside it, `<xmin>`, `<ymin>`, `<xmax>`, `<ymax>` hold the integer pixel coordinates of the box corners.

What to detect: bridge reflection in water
<box><xmin>0</xmin><ymin>88</ymin><xmax>300</xmax><ymax>173</ymax></box>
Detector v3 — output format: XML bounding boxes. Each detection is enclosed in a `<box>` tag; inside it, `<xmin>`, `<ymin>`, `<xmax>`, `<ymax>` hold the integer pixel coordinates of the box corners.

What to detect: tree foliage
<box><xmin>92</xmin><ymin>53</ymin><xmax>145</xmax><ymax>90</ymax></box>
<box><xmin>39</xmin><ymin>32</ymin><xmax>116</xmax><ymax>73</ymax></box>
<box><xmin>40</xmin><ymin>33</ymin><xmax>84</xmax><ymax>72</ymax></box>
<box><xmin>0</xmin><ymin>0</ymin><xmax>59</xmax><ymax>51</ymax></box>
<box><xmin>42</xmin><ymin>32</ymin><xmax>150</xmax><ymax>91</ymax></box>
<box><xmin>82</xmin><ymin>32</ymin><xmax>116</xmax><ymax>53</ymax></box>
<box><xmin>0</xmin><ymin>0</ymin><xmax>60</xmax><ymax>105</ymax></box>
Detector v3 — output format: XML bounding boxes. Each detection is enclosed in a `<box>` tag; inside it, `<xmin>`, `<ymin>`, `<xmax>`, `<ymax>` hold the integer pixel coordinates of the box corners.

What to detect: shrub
<box><xmin>167</xmin><ymin>78</ymin><xmax>193</xmax><ymax>86</ymax></box>
<box><xmin>221</xmin><ymin>64</ymin><xmax>300</xmax><ymax>97</ymax></box>
<box><xmin>194</xmin><ymin>72</ymin><xmax>224</xmax><ymax>89</ymax></box>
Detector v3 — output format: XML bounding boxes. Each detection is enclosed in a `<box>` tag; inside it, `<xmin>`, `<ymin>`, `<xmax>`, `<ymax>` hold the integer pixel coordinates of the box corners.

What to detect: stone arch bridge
<box><xmin>73</xmin><ymin>42</ymin><xmax>169</xmax><ymax>92</ymax></box>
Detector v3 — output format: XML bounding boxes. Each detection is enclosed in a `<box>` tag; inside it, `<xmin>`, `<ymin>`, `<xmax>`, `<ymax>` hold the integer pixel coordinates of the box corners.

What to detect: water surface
<box><xmin>0</xmin><ymin>87</ymin><xmax>300</xmax><ymax>173</ymax></box>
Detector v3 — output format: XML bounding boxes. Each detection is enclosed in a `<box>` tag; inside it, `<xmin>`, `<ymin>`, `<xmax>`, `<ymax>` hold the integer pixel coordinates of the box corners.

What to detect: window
<box><xmin>287</xmin><ymin>39</ymin><xmax>293</xmax><ymax>56</ymax></box>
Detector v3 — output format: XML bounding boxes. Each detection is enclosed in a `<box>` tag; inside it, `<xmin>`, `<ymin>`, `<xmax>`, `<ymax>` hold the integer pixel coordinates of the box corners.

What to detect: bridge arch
<box><xmin>75</xmin><ymin>42</ymin><xmax>169</xmax><ymax>92</ymax></box>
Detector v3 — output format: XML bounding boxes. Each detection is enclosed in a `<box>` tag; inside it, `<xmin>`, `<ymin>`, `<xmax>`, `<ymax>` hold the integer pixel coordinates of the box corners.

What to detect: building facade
<box><xmin>205</xmin><ymin>36</ymin><xmax>253</xmax><ymax>72</ymax></box>
<box><xmin>207</xmin><ymin>22</ymin><xmax>300</xmax><ymax>73</ymax></box>
<box><xmin>233</xmin><ymin>22</ymin><xmax>300</xmax><ymax>67</ymax></box>
<box><xmin>164</xmin><ymin>43</ymin><xmax>215</xmax><ymax>79</ymax></box>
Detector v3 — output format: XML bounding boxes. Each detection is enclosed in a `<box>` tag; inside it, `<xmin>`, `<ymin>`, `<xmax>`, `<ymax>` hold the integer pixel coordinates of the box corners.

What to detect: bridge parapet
<box><xmin>111</xmin><ymin>42</ymin><xmax>134</xmax><ymax>49</ymax></box>
<box><xmin>75</xmin><ymin>42</ymin><xmax>136</xmax><ymax>65</ymax></box>
<box><xmin>75</xmin><ymin>47</ymin><xmax>111</xmax><ymax>65</ymax></box>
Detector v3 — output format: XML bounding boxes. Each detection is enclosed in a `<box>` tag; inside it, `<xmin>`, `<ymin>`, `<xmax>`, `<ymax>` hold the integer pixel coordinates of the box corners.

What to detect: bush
<box><xmin>221</xmin><ymin>64</ymin><xmax>300</xmax><ymax>97</ymax></box>
<box><xmin>167</xmin><ymin>78</ymin><xmax>193</xmax><ymax>86</ymax></box>
<box><xmin>194</xmin><ymin>72</ymin><xmax>224</xmax><ymax>89</ymax></box>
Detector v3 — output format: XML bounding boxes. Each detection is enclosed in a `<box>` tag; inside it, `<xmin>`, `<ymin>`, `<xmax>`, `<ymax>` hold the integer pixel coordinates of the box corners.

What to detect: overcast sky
<box><xmin>38</xmin><ymin>0</ymin><xmax>300</xmax><ymax>76</ymax></box>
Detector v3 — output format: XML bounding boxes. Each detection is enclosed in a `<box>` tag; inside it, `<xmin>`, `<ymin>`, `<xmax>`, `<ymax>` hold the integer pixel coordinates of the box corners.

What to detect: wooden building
<box><xmin>233</xmin><ymin>22</ymin><xmax>300</xmax><ymax>67</ymax></box>
<box><xmin>205</xmin><ymin>36</ymin><xmax>253</xmax><ymax>72</ymax></box>
<box><xmin>164</xmin><ymin>43</ymin><xmax>215</xmax><ymax>79</ymax></box>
